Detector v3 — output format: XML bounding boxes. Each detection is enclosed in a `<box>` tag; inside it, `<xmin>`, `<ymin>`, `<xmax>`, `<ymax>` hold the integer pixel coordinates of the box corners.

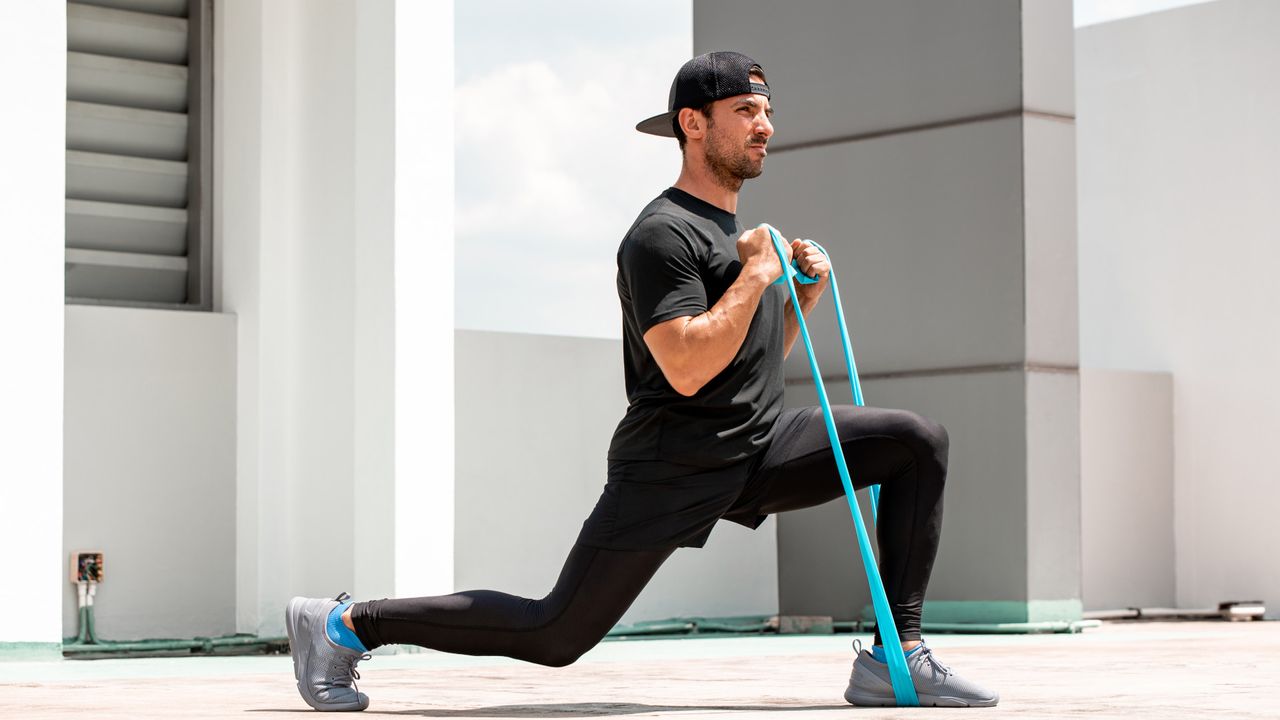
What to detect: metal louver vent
<box><xmin>65</xmin><ymin>0</ymin><xmax>211</xmax><ymax>308</ymax></box>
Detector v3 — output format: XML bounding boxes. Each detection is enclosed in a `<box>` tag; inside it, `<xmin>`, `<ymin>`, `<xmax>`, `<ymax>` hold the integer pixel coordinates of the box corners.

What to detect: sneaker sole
<box><xmin>287</xmin><ymin>596</ymin><xmax>368</xmax><ymax>712</ymax></box>
<box><xmin>845</xmin><ymin>687</ymin><xmax>998</xmax><ymax>708</ymax></box>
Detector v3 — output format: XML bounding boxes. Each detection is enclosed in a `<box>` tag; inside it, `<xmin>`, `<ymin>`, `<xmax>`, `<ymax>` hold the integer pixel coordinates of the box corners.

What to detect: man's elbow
<box><xmin>665</xmin><ymin>367</ymin><xmax>705</xmax><ymax>397</ymax></box>
<box><xmin>670</xmin><ymin>376</ymin><xmax>702</xmax><ymax>397</ymax></box>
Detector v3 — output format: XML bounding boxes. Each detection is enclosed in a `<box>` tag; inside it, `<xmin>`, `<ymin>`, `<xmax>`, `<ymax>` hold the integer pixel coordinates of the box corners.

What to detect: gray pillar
<box><xmin>693</xmin><ymin>0</ymin><xmax>1080</xmax><ymax>624</ymax></box>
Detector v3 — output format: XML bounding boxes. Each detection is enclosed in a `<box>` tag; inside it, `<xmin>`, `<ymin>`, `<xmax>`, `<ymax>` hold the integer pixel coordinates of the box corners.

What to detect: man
<box><xmin>286</xmin><ymin>51</ymin><xmax>998</xmax><ymax>711</ymax></box>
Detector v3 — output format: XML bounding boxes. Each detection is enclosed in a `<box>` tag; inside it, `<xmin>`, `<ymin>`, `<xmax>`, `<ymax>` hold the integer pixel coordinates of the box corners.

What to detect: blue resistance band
<box><xmin>765</xmin><ymin>224</ymin><xmax>919</xmax><ymax>707</ymax></box>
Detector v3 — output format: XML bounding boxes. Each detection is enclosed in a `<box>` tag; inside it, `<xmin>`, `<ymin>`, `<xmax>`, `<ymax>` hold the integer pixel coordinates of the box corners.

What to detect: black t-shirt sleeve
<box><xmin>619</xmin><ymin>215</ymin><xmax>708</xmax><ymax>333</ymax></box>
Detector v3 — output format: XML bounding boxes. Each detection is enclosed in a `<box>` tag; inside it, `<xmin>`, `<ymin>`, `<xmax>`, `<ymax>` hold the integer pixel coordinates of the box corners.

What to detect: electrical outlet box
<box><xmin>71</xmin><ymin>551</ymin><xmax>104</xmax><ymax>584</ymax></box>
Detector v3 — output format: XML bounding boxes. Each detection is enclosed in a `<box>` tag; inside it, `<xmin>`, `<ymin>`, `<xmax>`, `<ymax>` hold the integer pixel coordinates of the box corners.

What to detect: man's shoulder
<box><xmin>619</xmin><ymin>194</ymin><xmax>699</xmax><ymax>255</ymax></box>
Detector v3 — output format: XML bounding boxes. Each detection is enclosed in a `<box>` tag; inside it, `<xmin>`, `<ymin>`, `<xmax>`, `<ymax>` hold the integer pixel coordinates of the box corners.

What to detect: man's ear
<box><xmin>678</xmin><ymin>107</ymin><xmax>705</xmax><ymax>141</ymax></box>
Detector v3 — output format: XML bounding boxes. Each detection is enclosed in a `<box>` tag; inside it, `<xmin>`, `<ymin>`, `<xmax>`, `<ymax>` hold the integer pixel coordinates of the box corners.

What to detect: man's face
<box><xmin>702</xmin><ymin>81</ymin><xmax>774</xmax><ymax>188</ymax></box>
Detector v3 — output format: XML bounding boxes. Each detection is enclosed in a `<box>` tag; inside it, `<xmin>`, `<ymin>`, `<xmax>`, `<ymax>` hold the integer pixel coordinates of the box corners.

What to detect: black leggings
<box><xmin>350</xmin><ymin>405</ymin><xmax>948</xmax><ymax>665</ymax></box>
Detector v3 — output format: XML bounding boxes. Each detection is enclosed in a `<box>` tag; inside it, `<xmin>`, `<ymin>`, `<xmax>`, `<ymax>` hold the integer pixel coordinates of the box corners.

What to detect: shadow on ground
<box><xmin>250</xmin><ymin>703</ymin><xmax>851</xmax><ymax>717</ymax></box>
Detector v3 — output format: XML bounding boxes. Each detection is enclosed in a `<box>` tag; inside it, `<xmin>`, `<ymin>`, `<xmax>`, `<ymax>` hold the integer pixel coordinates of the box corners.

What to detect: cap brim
<box><xmin>636</xmin><ymin>110</ymin><xmax>678</xmax><ymax>137</ymax></box>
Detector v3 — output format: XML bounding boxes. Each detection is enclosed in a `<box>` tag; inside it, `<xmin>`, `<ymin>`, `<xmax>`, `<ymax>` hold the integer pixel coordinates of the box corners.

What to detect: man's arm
<box><xmin>643</xmin><ymin>225</ymin><xmax>790</xmax><ymax>396</ymax></box>
<box><xmin>781</xmin><ymin>240</ymin><xmax>831</xmax><ymax>359</ymax></box>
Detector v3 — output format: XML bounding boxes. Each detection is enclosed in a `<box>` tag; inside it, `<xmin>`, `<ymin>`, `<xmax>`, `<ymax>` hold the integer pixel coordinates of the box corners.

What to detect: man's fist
<box><xmin>737</xmin><ymin>225</ymin><xmax>790</xmax><ymax>283</ymax></box>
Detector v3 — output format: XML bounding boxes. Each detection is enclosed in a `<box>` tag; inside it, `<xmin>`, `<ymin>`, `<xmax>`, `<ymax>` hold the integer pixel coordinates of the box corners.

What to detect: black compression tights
<box><xmin>350</xmin><ymin>405</ymin><xmax>948</xmax><ymax>664</ymax></box>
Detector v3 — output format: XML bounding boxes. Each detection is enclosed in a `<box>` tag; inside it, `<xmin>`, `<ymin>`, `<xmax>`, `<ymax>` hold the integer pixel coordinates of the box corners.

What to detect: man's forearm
<box><xmin>782</xmin><ymin>289</ymin><xmax>823</xmax><ymax>359</ymax></box>
<box><xmin>653</xmin><ymin>266</ymin><xmax>774</xmax><ymax>395</ymax></box>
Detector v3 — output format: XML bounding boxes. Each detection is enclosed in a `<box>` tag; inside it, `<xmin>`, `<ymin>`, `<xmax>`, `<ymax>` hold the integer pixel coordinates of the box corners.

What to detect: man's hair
<box><xmin>673</xmin><ymin>65</ymin><xmax>768</xmax><ymax>153</ymax></box>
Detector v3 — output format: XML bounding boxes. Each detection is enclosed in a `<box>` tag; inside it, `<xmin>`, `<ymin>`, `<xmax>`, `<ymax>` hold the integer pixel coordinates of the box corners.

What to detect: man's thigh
<box><xmin>733</xmin><ymin>405</ymin><xmax>920</xmax><ymax>517</ymax></box>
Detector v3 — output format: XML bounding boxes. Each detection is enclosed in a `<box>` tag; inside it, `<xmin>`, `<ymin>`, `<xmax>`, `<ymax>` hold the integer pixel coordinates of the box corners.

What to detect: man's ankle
<box><xmin>872</xmin><ymin>639</ymin><xmax>923</xmax><ymax>650</ymax></box>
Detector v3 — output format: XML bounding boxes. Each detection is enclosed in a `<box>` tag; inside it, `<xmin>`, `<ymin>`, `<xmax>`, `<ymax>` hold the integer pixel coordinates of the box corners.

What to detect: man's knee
<box><xmin>894</xmin><ymin>409</ymin><xmax>950</xmax><ymax>469</ymax></box>
<box><xmin>528</xmin><ymin>638</ymin><xmax>593</xmax><ymax>668</ymax></box>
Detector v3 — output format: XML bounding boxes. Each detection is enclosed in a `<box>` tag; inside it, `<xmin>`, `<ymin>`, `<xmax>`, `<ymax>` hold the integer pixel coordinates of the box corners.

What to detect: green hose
<box><xmin>63</xmin><ymin>604</ymin><xmax>288</xmax><ymax>657</ymax></box>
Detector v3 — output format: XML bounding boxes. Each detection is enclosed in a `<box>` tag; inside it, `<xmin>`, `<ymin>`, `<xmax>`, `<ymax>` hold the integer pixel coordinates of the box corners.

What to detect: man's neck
<box><xmin>673</xmin><ymin>162</ymin><xmax>740</xmax><ymax>215</ymax></box>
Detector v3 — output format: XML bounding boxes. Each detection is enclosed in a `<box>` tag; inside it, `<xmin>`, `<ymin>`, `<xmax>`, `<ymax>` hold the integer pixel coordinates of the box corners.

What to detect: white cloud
<box><xmin>455</xmin><ymin>19</ymin><xmax>691</xmax><ymax>338</ymax></box>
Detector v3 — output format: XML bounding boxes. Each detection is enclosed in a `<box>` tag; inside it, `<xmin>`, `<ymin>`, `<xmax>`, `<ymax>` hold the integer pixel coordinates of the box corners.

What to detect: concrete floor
<box><xmin>2</xmin><ymin>620</ymin><xmax>1278</xmax><ymax>719</ymax></box>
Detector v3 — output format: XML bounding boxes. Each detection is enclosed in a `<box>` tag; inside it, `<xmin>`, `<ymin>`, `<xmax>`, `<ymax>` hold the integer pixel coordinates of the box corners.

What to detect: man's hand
<box><xmin>791</xmin><ymin>238</ymin><xmax>831</xmax><ymax>304</ymax></box>
<box><xmin>737</xmin><ymin>225</ymin><xmax>791</xmax><ymax>285</ymax></box>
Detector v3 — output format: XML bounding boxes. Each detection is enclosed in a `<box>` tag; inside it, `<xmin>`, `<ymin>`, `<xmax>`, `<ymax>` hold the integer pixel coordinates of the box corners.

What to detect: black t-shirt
<box><xmin>607</xmin><ymin>187</ymin><xmax>785</xmax><ymax>468</ymax></box>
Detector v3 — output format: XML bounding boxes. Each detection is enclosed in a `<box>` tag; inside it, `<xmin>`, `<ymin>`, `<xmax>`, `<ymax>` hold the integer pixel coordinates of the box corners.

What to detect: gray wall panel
<box><xmin>698</xmin><ymin>0</ymin><xmax>1081</xmax><ymax>624</ymax></box>
<box><xmin>1023</xmin><ymin>115</ymin><xmax>1079</xmax><ymax>367</ymax></box>
<box><xmin>779</xmin><ymin>370</ymin><xmax>1030</xmax><ymax>619</ymax></box>
<box><xmin>693</xmin><ymin>0</ymin><xmax>1024</xmax><ymax>147</ymax></box>
<box><xmin>740</xmin><ymin>118</ymin><xmax>1027</xmax><ymax>377</ymax></box>
<box><xmin>1025</xmin><ymin>369</ymin><xmax>1081</xmax><ymax>605</ymax></box>
<box><xmin>1021</xmin><ymin>0</ymin><xmax>1075</xmax><ymax>116</ymax></box>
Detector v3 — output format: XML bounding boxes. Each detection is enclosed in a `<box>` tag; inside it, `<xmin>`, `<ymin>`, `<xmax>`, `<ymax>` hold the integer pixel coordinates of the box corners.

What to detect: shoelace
<box><xmin>917</xmin><ymin>646</ymin><xmax>953</xmax><ymax>680</ymax></box>
<box><xmin>329</xmin><ymin>652</ymin><xmax>372</xmax><ymax>691</ymax></box>
<box><xmin>853</xmin><ymin>638</ymin><xmax>952</xmax><ymax>680</ymax></box>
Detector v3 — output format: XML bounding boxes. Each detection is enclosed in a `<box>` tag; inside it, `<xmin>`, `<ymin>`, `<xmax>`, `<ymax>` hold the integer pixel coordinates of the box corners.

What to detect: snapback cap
<box><xmin>636</xmin><ymin>51</ymin><xmax>770</xmax><ymax>138</ymax></box>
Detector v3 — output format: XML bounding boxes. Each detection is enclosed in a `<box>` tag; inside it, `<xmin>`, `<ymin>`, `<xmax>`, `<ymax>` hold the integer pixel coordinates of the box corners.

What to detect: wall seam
<box><xmin>784</xmin><ymin>363</ymin><xmax>1080</xmax><ymax>386</ymax></box>
<box><xmin>768</xmin><ymin>109</ymin><xmax>1074</xmax><ymax>155</ymax></box>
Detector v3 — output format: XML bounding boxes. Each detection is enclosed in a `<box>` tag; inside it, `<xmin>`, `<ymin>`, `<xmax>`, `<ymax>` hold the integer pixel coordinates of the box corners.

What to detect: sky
<box><xmin>455</xmin><ymin>0</ymin><xmax>1221</xmax><ymax>339</ymax></box>
<box><xmin>454</xmin><ymin>0</ymin><xmax>691</xmax><ymax>339</ymax></box>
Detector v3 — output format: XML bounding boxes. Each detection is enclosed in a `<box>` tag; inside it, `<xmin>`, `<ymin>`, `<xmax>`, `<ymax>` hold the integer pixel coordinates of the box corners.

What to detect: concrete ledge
<box><xmin>860</xmin><ymin>599</ymin><xmax>1084</xmax><ymax>625</ymax></box>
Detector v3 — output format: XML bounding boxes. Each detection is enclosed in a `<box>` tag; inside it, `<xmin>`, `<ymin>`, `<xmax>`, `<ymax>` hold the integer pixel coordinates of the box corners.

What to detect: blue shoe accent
<box><xmin>326</xmin><ymin>601</ymin><xmax>367</xmax><ymax>652</ymax></box>
<box><xmin>872</xmin><ymin>643</ymin><xmax>923</xmax><ymax>664</ymax></box>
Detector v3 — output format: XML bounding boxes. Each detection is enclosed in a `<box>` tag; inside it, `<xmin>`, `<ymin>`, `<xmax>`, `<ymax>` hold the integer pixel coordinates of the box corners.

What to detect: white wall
<box><xmin>455</xmin><ymin>331</ymin><xmax>779</xmax><ymax>623</ymax></box>
<box><xmin>1077</xmin><ymin>0</ymin><xmax>1280</xmax><ymax>616</ymax></box>
<box><xmin>1080</xmin><ymin>370</ymin><xmax>1175</xmax><ymax>611</ymax></box>
<box><xmin>63</xmin><ymin>306</ymin><xmax>237</xmax><ymax>640</ymax></box>
<box><xmin>0</xmin><ymin>2</ymin><xmax>65</xmax><ymax>650</ymax></box>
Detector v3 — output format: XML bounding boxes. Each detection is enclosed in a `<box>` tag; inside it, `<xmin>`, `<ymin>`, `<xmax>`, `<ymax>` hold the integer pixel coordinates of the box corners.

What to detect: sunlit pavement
<box><xmin>3</xmin><ymin>620</ymin><xmax>1278</xmax><ymax>719</ymax></box>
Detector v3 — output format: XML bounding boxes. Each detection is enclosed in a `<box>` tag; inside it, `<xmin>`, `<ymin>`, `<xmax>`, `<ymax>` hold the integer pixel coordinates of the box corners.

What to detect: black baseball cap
<box><xmin>635</xmin><ymin>51</ymin><xmax>770</xmax><ymax>138</ymax></box>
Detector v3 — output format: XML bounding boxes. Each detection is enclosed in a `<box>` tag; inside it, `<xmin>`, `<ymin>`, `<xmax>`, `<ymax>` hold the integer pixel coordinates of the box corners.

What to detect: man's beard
<box><xmin>703</xmin><ymin>129</ymin><xmax>767</xmax><ymax>192</ymax></box>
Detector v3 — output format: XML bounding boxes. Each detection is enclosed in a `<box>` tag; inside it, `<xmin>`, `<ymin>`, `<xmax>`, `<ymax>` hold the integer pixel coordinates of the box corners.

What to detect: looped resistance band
<box><xmin>763</xmin><ymin>223</ymin><xmax>919</xmax><ymax>707</ymax></box>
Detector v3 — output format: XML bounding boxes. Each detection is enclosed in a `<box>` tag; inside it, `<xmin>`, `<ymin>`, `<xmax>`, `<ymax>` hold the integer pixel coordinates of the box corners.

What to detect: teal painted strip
<box><xmin>0</xmin><ymin>642</ymin><xmax>63</xmax><ymax>662</ymax></box>
<box><xmin>853</xmin><ymin>620</ymin><xmax>1095</xmax><ymax>634</ymax></box>
<box><xmin>1028</xmin><ymin>599</ymin><xmax>1083</xmax><ymax>623</ymax></box>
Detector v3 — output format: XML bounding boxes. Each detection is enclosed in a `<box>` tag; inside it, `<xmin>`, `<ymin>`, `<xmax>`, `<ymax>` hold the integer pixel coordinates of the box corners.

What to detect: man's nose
<box><xmin>756</xmin><ymin>113</ymin><xmax>773</xmax><ymax>138</ymax></box>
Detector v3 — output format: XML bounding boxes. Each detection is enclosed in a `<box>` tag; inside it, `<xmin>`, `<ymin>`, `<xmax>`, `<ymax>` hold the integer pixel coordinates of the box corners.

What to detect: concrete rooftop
<box><xmin>3</xmin><ymin>620</ymin><xmax>1278</xmax><ymax>719</ymax></box>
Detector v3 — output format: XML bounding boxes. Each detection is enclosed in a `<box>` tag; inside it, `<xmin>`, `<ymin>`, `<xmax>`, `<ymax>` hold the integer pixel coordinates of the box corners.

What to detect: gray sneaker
<box><xmin>286</xmin><ymin>592</ymin><xmax>371</xmax><ymax>712</ymax></box>
<box><xmin>844</xmin><ymin>639</ymin><xmax>999</xmax><ymax>708</ymax></box>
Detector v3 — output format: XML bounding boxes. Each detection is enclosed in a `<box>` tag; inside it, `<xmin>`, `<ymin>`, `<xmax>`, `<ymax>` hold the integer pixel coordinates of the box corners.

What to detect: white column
<box><xmin>393</xmin><ymin>0</ymin><xmax>456</xmax><ymax>598</ymax></box>
<box><xmin>220</xmin><ymin>0</ymin><xmax>453</xmax><ymax>635</ymax></box>
<box><xmin>0</xmin><ymin>3</ymin><xmax>65</xmax><ymax>653</ymax></box>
